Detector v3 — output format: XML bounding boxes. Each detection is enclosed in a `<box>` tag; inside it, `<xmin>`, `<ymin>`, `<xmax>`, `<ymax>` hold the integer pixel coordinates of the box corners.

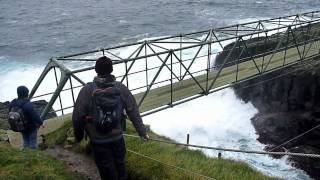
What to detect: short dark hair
<box><xmin>95</xmin><ymin>56</ymin><xmax>113</xmax><ymax>76</ymax></box>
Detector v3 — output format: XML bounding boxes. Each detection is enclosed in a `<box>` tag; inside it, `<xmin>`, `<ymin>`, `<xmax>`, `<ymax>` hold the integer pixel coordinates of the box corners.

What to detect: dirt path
<box><xmin>45</xmin><ymin>146</ymin><xmax>100</xmax><ymax>180</ymax></box>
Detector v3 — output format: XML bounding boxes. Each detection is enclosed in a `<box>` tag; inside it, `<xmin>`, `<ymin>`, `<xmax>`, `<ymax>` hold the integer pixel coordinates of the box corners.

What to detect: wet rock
<box><xmin>233</xmin><ymin>60</ymin><xmax>320</xmax><ymax>179</ymax></box>
<box><xmin>0</xmin><ymin>102</ymin><xmax>10</xmax><ymax>129</ymax></box>
<box><xmin>288</xmin><ymin>145</ymin><xmax>320</xmax><ymax>179</ymax></box>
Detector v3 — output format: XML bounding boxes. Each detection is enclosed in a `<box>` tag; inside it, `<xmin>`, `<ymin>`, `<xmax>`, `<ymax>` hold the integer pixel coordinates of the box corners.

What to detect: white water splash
<box><xmin>143</xmin><ymin>88</ymin><xmax>310</xmax><ymax>180</ymax></box>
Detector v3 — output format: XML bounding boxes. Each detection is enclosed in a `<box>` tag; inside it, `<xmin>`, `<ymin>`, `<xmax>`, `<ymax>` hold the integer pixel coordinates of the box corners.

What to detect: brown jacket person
<box><xmin>72</xmin><ymin>56</ymin><xmax>149</xmax><ymax>180</ymax></box>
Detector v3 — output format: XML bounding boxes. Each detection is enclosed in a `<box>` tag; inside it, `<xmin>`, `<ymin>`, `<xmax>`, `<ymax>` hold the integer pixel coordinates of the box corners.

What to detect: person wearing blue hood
<box><xmin>9</xmin><ymin>86</ymin><xmax>42</xmax><ymax>149</ymax></box>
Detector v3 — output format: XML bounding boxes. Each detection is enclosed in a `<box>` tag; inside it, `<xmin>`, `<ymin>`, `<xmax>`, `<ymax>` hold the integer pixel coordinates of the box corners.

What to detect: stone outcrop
<box><xmin>0</xmin><ymin>102</ymin><xmax>10</xmax><ymax>130</ymax></box>
<box><xmin>233</xmin><ymin>60</ymin><xmax>320</xmax><ymax>179</ymax></box>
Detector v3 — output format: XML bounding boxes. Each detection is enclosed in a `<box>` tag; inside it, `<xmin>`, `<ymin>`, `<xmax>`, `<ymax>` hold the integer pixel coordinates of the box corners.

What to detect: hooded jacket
<box><xmin>72</xmin><ymin>74</ymin><xmax>146</xmax><ymax>144</ymax></box>
<box><xmin>9</xmin><ymin>98</ymin><xmax>42</xmax><ymax>132</ymax></box>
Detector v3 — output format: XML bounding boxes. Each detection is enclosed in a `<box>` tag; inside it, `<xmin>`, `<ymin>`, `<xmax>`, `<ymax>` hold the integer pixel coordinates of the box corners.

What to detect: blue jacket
<box><xmin>9</xmin><ymin>98</ymin><xmax>42</xmax><ymax>132</ymax></box>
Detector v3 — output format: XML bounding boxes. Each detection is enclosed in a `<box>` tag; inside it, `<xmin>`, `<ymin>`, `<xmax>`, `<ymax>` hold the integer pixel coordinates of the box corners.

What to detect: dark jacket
<box><xmin>9</xmin><ymin>98</ymin><xmax>42</xmax><ymax>132</ymax></box>
<box><xmin>72</xmin><ymin>74</ymin><xmax>146</xmax><ymax>143</ymax></box>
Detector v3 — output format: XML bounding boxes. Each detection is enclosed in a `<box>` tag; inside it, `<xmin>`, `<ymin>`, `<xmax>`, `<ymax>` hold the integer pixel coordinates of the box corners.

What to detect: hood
<box><xmin>17</xmin><ymin>86</ymin><xmax>29</xmax><ymax>99</ymax></box>
<box><xmin>93</xmin><ymin>74</ymin><xmax>116</xmax><ymax>88</ymax></box>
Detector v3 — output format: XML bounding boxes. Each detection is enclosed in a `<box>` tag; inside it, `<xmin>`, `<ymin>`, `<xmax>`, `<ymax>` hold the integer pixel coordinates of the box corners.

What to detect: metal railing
<box><xmin>29</xmin><ymin>11</ymin><xmax>320</xmax><ymax>119</ymax></box>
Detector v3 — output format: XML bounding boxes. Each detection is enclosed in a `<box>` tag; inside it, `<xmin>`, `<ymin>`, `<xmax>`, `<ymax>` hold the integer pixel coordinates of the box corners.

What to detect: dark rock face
<box><xmin>214</xmin><ymin>23</ymin><xmax>320</xmax><ymax>69</ymax></box>
<box><xmin>289</xmin><ymin>145</ymin><xmax>320</xmax><ymax>178</ymax></box>
<box><xmin>0</xmin><ymin>100</ymin><xmax>57</xmax><ymax>130</ymax></box>
<box><xmin>215</xmin><ymin>36</ymin><xmax>279</xmax><ymax>68</ymax></box>
<box><xmin>233</xmin><ymin>61</ymin><xmax>320</xmax><ymax>179</ymax></box>
<box><xmin>0</xmin><ymin>102</ymin><xmax>10</xmax><ymax>130</ymax></box>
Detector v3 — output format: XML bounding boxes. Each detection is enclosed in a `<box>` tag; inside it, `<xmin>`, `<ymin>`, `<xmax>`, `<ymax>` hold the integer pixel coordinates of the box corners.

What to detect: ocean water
<box><xmin>1</xmin><ymin>0</ymin><xmax>318</xmax><ymax>179</ymax></box>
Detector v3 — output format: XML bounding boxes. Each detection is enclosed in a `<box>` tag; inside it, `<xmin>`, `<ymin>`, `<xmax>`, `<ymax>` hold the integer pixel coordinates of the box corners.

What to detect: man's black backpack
<box><xmin>90</xmin><ymin>82</ymin><xmax>123</xmax><ymax>133</ymax></box>
<box><xmin>8</xmin><ymin>103</ymin><xmax>27</xmax><ymax>132</ymax></box>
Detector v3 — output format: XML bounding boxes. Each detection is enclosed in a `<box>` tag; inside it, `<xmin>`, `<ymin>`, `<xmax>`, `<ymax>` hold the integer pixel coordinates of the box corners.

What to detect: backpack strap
<box><xmin>87</xmin><ymin>82</ymin><xmax>97</xmax><ymax>93</ymax></box>
<box><xmin>11</xmin><ymin>99</ymin><xmax>28</xmax><ymax>110</ymax></box>
<box><xmin>85</xmin><ymin>82</ymin><xmax>97</xmax><ymax>123</ymax></box>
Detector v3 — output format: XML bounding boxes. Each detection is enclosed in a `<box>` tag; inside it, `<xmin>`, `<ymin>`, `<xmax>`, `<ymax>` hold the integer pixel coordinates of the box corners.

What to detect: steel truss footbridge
<box><xmin>30</xmin><ymin>11</ymin><xmax>320</xmax><ymax>119</ymax></box>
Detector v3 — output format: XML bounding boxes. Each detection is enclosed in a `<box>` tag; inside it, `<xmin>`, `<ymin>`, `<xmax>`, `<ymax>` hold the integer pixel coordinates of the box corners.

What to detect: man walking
<box><xmin>72</xmin><ymin>56</ymin><xmax>149</xmax><ymax>180</ymax></box>
<box><xmin>9</xmin><ymin>86</ymin><xmax>42</xmax><ymax>149</ymax></box>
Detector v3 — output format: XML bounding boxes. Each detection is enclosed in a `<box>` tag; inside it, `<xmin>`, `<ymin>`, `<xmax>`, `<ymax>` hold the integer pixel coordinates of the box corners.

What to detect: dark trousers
<box><xmin>91</xmin><ymin>138</ymin><xmax>127</xmax><ymax>180</ymax></box>
<box><xmin>22</xmin><ymin>129</ymin><xmax>38</xmax><ymax>149</ymax></box>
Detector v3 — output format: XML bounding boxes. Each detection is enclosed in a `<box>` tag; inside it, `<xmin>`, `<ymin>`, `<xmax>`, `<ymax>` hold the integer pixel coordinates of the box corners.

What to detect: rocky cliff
<box><xmin>233</xmin><ymin>60</ymin><xmax>320</xmax><ymax>179</ymax></box>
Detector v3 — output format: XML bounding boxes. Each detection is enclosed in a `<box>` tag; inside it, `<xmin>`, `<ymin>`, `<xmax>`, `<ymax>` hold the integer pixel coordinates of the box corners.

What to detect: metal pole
<box><xmin>180</xmin><ymin>32</ymin><xmax>210</xmax><ymax>80</ymax></box>
<box><xmin>283</xmin><ymin>27</ymin><xmax>290</xmax><ymax>66</ymax></box>
<box><xmin>206</xmin><ymin>43</ymin><xmax>210</xmax><ymax>94</ymax></box>
<box><xmin>138</xmin><ymin>53</ymin><xmax>171</xmax><ymax>107</ymax></box>
<box><xmin>53</xmin><ymin>67</ymin><xmax>64</xmax><ymax>115</ymax></box>
<box><xmin>186</xmin><ymin>134</ymin><xmax>190</xmax><ymax>150</ymax></box>
<box><xmin>261</xmin><ymin>32</ymin><xmax>267</xmax><ymax>71</ymax></box>
<box><xmin>29</xmin><ymin>59</ymin><xmax>54</xmax><ymax>99</ymax></box>
<box><xmin>145</xmin><ymin>43</ymin><xmax>149</xmax><ymax>91</ymax></box>
<box><xmin>170</xmin><ymin>53</ymin><xmax>173</xmax><ymax>106</ymax></box>
<box><xmin>69</xmin><ymin>77</ymin><xmax>75</xmax><ymax>105</ymax></box>
<box><xmin>208</xmin><ymin>39</ymin><xmax>239</xmax><ymax>90</ymax></box>
<box><xmin>125</xmin><ymin>62</ymin><xmax>129</xmax><ymax>88</ymax></box>
<box><xmin>120</xmin><ymin>44</ymin><xmax>144</xmax><ymax>83</ymax></box>
<box><xmin>236</xmin><ymin>39</ymin><xmax>240</xmax><ymax>82</ymax></box>
<box><xmin>291</xmin><ymin>28</ymin><xmax>303</xmax><ymax>60</ymax></box>
<box><xmin>146</xmin><ymin>43</ymin><xmax>180</xmax><ymax>80</ymax></box>
<box><xmin>180</xmin><ymin>35</ymin><xmax>182</xmax><ymax>81</ymax></box>
<box><xmin>41</xmin><ymin>75</ymin><xmax>69</xmax><ymax>119</ymax></box>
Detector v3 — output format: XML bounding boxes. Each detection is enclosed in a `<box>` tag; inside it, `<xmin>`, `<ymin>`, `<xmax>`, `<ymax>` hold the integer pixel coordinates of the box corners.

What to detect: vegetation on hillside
<box><xmin>0</xmin><ymin>115</ymin><xmax>281</xmax><ymax>180</ymax></box>
<box><xmin>0</xmin><ymin>142</ymin><xmax>84</xmax><ymax>180</ymax></box>
<box><xmin>42</xmin><ymin>117</ymin><xmax>279</xmax><ymax>180</ymax></box>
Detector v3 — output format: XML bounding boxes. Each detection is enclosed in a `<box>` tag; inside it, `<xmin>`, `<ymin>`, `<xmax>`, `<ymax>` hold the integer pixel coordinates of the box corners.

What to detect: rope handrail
<box><xmin>127</xmin><ymin>149</ymin><xmax>216</xmax><ymax>180</ymax></box>
<box><xmin>269</xmin><ymin>123</ymin><xmax>320</xmax><ymax>152</ymax></box>
<box><xmin>123</xmin><ymin>134</ymin><xmax>320</xmax><ymax>159</ymax></box>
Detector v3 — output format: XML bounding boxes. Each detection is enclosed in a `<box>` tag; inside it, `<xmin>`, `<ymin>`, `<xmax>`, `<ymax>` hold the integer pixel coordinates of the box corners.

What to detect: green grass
<box><xmin>125</xmin><ymin>123</ymin><xmax>279</xmax><ymax>180</ymax></box>
<box><xmin>0</xmin><ymin>116</ymin><xmax>280</xmax><ymax>180</ymax></box>
<box><xmin>0</xmin><ymin>142</ymin><xmax>84</xmax><ymax>180</ymax></box>
<box><xmin>0</xmin><ymin>119</ymin><xmax>9</xmax><ymax>130</ymax></box>
<box><xmin>42</xmin><ymin>117</ymin><xmax>280</xmax><ymax>180</ymax></box>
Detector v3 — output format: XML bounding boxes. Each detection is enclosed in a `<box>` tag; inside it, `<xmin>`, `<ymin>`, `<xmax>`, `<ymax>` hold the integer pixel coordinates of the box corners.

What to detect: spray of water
<box><xmin>143</xmin><ymin>88</ymin><xmax>310</xmax><ymax>179</ymax></box>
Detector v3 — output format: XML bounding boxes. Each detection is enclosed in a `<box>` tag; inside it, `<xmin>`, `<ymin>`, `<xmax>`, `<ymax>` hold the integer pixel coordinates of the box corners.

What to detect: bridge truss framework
<box><xmin>30</xmin><ymin>11</ymin><xmax>320</xmax><ymax>119</ymax></box>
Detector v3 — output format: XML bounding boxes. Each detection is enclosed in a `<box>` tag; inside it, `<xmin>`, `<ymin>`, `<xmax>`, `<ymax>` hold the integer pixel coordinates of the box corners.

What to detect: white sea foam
<box><xmin>119</xmin><ymin>20</ymin><xmax>127</xmax><ymax>24</ymax></box>
<box><xmin>0</xmin><ymin>66</ymin><xmax>43</xmax><ymax>102</ymax></box>
<box><xmin>143</xmin><ymin>88</ymin><xmax>310</xmax><ymax>180</ymax></box>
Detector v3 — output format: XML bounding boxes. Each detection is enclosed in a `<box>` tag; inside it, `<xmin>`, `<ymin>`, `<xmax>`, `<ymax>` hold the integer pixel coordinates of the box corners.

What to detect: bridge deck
<box><xmin>136</xmin><ymin>41</ymin><xmax>320</xmax><ymax>113</ymax></box>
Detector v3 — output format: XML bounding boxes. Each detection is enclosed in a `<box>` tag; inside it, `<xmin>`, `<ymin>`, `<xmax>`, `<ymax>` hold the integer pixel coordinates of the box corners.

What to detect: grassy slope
<box><xmin>0</xmin><ymin>142</ymin><xmax>84</xmax><ymax>180</ymax></box>
<box><xmin>43</xmin><ymin>116</ymin><xmax>279</xmax><ymax>180</ymax></box>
